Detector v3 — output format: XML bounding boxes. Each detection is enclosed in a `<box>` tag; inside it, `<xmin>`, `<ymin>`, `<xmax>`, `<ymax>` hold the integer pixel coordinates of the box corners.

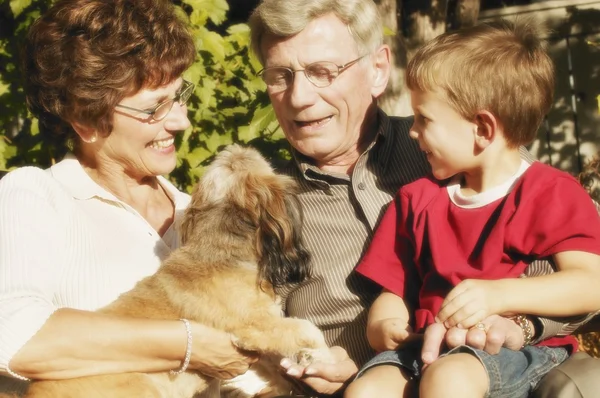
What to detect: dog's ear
<box><xmin>248</xmin><ymin>175</ymin><xmax>311</xmax><ymax>288</ymax></box>
<box><xmin>180</xmin><ymin>184</ymin><xmax>204</xmax><ymax>245</ymax></box>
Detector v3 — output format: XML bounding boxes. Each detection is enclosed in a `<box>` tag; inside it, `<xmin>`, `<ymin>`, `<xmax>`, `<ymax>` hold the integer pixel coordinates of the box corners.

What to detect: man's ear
<box><xmin>72</xmin><ymin>122</ymin><xmax>98</xmax><ymax>144</ymax></box>
<box><xmin>371</xmin><ymin>44</ymin><xmax>391</xmax><ymax>98</ymax></box>
<box><xmin>473</xmin><ymin>110</ymin><xmax>499</xmax><ymax>151</ymax></box>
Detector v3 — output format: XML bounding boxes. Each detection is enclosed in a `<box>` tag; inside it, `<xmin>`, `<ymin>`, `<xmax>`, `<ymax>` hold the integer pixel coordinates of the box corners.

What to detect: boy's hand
<box><xmin>436</xmin><ymin>279</ymin><xmax>507</xmax><ymax>329</ymax></box>
<box><xmin>376</xmin><ymin>318</ymin><xmax>421</xmax><ymax>351</ymax></box>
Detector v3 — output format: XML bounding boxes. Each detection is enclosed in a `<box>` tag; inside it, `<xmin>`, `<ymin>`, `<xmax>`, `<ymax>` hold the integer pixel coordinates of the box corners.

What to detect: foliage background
<box><xmin>0</xmin><ymin>0</ymin><xmax>284</xmax><ymax>192</ymax></box>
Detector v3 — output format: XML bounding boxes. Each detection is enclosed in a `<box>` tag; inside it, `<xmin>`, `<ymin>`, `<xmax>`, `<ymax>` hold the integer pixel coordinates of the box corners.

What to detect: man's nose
<box><xmin>288</xmin><ymin>71</ymin><xmax>319</xmax><ymax>109</ymax></box>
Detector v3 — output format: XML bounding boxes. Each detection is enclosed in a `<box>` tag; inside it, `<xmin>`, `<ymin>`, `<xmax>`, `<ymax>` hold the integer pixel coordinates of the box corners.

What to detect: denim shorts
<box><xmin>356</xmin><ymin>342</ymin><xmax>569</xmax><ymax>398</ymax></box>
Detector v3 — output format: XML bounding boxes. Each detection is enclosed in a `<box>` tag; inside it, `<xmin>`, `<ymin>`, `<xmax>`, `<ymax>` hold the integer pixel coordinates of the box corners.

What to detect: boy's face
<box><xmin>409</xmin><ymin>89</ymin><xmax>478</xmax><ymax>180</ymax></box>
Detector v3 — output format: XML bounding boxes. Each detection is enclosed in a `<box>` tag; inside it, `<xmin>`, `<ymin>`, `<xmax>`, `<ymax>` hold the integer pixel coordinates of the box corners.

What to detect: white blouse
<box><xmin>0</xmin><ymin>154</ymin><xmax>190</xmax><ymax>372</ymax></box>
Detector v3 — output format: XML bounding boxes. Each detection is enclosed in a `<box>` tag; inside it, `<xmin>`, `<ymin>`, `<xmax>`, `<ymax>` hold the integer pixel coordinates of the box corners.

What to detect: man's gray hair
<box><xmin>249</xmin><ymin>0</ymin><xmax>383</xmax><ymax>64</ymax></box>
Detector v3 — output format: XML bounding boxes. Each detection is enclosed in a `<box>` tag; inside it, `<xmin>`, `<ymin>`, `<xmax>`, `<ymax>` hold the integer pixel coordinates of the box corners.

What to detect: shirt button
<box><xmin>357</xmin><ymin>182</ymin><xmax>366</xmax><ymax>190</ymax></box>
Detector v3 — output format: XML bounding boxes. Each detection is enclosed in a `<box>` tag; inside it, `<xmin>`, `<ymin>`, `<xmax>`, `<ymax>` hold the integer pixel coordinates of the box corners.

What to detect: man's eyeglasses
<box><xmin>115</xmin><ymin>79</ymin><xmax>195</xmax><ymax>121</ymax></box>
<box><xmin>258</xmin><ymin>55</ymin><xmax>367</xmax><ymax>93</ymax></box>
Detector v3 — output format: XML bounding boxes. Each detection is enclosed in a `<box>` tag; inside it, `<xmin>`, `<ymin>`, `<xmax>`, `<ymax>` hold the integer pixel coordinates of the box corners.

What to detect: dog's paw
<box><xmin>291</xmin><ymin>347</ymin><xmax>335</xmax><ymax>366</ymax></box>
<box><xmin>292</xmin><ymin>318</ymin><xmax>328</xmax><ymax>349</ymax></box>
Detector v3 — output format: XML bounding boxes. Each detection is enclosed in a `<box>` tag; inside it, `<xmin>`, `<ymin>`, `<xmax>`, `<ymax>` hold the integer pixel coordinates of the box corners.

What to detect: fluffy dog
<box><xmin>25</xmin><ymin>145</ymin><xmax>331</xmax><ymax>398</ymax></box>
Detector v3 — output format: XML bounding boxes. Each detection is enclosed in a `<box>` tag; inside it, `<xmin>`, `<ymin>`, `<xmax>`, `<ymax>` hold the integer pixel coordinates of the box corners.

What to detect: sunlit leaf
<box><xmin>198</xmin><ymin>30</ymin><xmax>226</xmax><ymax>61</ymax></box>
<box><xmin>247</xmin><ymin>104</ymin><xmax>279</xmax><ymax>140</ymax></box>
<box><xmin>0</xmin><ymin>82</ymin><xmax>10</xmax><ymax>97</ymax></box>
<box><xmin>9</xmin><ymin>0</ymin><xmax>33</xmax><ymax>17</ymax></box>
<box><xmin>183</xmin><ymin>0</ymin><xmax>228</xmax><ymax>25</ymax></box>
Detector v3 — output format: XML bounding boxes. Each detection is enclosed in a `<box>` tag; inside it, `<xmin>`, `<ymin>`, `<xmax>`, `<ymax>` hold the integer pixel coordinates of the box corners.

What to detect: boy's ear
<box><xmin>473</xmin><ymin>110</ymin><xmax>499</xmax><ymax>150</ymax></box>
<box><xmin>371</xmin><ymin>44</ymin><xmax>391</xmax><ymax>98</ymax></box>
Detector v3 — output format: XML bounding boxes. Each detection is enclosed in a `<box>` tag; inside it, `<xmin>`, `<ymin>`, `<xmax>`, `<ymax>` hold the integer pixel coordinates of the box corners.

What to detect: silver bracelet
<box><xmin>7</xmin><ymin>365</ymin><xmax>31</xmax><ymax>381</ymax></box>
<box><xmin>170</xmin><ymin>318</ymin><xmax>192</xmax><ymax>376</ymax></box>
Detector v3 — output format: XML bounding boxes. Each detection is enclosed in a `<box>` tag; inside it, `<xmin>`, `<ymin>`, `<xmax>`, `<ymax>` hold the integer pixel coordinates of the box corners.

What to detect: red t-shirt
<box><xmin>357</xmin><ymin>162</ymin><xmax>600</xmax><ymax>351</ymax></box>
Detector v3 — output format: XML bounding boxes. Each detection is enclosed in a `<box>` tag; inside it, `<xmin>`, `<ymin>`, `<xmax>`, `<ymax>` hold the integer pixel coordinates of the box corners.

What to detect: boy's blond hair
<box><xmin>406</xmin><ymin>19</ymin><xmax>554</xmax><ymax>148</ymax></box>
<box><xmin>249</xmin><ymin>0</ymin><xmax>382</xmax><ymax>65</ymax></box>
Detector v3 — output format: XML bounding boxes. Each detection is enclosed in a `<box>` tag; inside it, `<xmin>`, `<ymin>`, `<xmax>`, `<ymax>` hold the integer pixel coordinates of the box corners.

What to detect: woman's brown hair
<box><xmin>23</xmin><ymin>0</ymin><xmax>196</xmax><ymax>150</ymax></box>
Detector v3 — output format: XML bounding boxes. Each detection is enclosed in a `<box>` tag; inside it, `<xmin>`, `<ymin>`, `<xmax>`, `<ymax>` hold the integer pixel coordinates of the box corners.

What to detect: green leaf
<box><xmin>227</xmin><ymin>24</ymin><xmax>250</xmax><ymax>35</ymax></box>
<box><xmin>203</xmin><ymin>132</ymin><xmax>233</xmax><ymax>153</ymax></box>
<box><xmin>0</xmin><ymin>82</ymin><xmax>10</xmax><ymax>97</ymax></box>
<box><xmin>220</xmin><ymin>106</ymin><xmax>248</xmax><ymax>117</ymax></box>
<box><xmin>9</xmin><ymin>0</ymin><xmax>33</xmax><ymax>17</ymax></box>
<box><xmin>197</xmin><ymin>29</ymin><xmax>226</xmax><ymax>61</ymax></box>
<box><xmin>186</xmin><ymin>146</ymin><xmax>213</xmax><ymax>168</ymax></box>
<box><xmin>246</xmin><ymin>104</ymin><xmax>279</xmax><ymax>140</ymax></box>
<box><xmin>183</xmin><ymin>0</ymin><xmax>228</xmax><ymax>25</ymax></box>
<box><xmin>383</xmin><ymin>26</ymin><xmax>396</xmax><ymax>37</ymax></box>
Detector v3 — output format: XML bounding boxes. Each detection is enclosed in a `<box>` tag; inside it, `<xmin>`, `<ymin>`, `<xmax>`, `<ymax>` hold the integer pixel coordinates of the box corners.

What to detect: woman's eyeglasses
<box><xmin>115</xmin><ymin>79</ymin><xmax>195</xmax><ymax>121</ymax></box>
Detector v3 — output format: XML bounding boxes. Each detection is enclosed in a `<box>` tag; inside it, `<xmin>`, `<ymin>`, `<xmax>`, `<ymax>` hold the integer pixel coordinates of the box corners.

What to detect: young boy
<box><xmin>345</xmin><ymin>19</ymin><xmax>600</xmax><ymax>398</ymax></box>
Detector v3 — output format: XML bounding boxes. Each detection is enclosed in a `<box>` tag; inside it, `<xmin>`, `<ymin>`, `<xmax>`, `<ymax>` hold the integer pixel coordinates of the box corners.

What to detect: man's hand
<box><xmin>436</xmin><ymin>279</ymin><xmax>507</xmax><ymax>329</ymax></box>
<box><xmin>421</xmin><ymin>315</ymin><xmax>525</xmax><ymax>365</ymax></box>
<box><xmin>279</xmin><ymin>346</ymin><xmax>358</xmax><ymax>395</ymax></box>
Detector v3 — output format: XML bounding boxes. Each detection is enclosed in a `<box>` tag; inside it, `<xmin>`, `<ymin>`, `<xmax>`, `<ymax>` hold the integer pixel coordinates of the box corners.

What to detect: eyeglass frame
<box><xmin>115</xmin><ymin>79</ymin><xmax>195</xmax><ymax>121</ymax></box>
<box><xmin>258</xmin><ymin>55</ymin><xmax>367</xmax><ymax>91</ymax></box>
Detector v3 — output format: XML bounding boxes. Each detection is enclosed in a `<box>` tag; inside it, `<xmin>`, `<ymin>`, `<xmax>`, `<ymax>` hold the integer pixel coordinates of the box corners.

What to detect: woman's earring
<box><xmin>88</xmin><ymin>134</ymin><xmax>97</xmax><ymax>143</ymax></box>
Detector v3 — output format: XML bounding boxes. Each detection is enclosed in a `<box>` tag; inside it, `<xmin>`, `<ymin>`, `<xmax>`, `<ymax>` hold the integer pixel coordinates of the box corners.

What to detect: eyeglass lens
<box><xmin>153</xmin><ymin>81</ymin><xmax>194</xmax><ymax>121</ymax></box>
<box><xmin>262</xmin><ymin>62</ymin><xmax>341</xmax><ymax>91</ymax></box>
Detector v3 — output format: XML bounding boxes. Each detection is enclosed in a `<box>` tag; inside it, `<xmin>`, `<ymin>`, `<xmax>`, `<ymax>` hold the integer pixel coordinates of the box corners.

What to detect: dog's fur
<box><xmin>25</xmin><ymin>145</ymin><xmax>331</xmax><ymax>398</ymax></box>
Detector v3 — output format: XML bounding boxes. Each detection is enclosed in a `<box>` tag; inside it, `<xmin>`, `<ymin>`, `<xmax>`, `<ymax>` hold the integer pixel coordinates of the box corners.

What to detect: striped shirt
<box><xmin>279</xmin><ymin>109</ymin><xmax>592</xmax><ymax>367</ymax></box>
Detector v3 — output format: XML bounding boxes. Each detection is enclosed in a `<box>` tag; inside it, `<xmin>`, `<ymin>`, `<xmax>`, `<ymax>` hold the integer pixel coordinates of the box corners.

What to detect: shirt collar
<box><xmin>48</xmin><ymin>153</ymin><xmax>189</xmax><ymax>210</ymax></box>
<box><xmin>49</xmin><ymin>153</ymin><xmax>116</xmax><ymax>201</ymax></box>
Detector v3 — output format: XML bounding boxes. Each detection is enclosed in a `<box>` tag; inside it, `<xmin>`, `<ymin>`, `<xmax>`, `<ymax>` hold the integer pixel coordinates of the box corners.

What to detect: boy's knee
<box><xmin>344</xmin><ymin>378</ymin><xmax>380</xmax><ymax>398</ymax></box>
<box><xmin>420</xmin><ymin>354</ymin><xmax>487</xmax><ymax>397</ymax></box>
<box><xmin>420</xmin><ymin>357</ymin><xmax>457</xmax><ymax>388</ymax></box>
<box><xmin>345</xmin><ymin>378</ymin><xmax>395</xmax><ymax>398</ymax></box>
<box><xmin>344</xmin><ymin>365</ymin><xmax>408</xmax><ymax>398</ymax></box>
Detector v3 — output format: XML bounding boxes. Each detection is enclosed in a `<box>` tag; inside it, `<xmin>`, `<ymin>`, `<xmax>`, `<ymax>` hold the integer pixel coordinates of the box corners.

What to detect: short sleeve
<box><xmin>356</xmin><ymin>192</ymin><xmax>420</xmax><ymax>300</ymax></box>
<box><xmin>510</xmin><ymin>169</ymin><xmax>600</xmax><ymax>258</ymax></box>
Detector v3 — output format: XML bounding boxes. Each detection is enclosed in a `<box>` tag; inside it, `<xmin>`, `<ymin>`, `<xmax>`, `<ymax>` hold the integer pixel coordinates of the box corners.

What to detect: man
<box><xmin>248</xmin><ymin>0</ymin><xmax>600</xmax><ymax>396</ymax></box>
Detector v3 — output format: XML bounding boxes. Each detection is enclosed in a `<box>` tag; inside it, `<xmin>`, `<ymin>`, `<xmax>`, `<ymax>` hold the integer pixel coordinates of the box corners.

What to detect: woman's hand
<box><xmin>189</xmin><ymin>323</ymin><xmax>259</xmax><ymax>379</ymax></box>
<box><xmin>280</xmin><ymin>346</ymin><xmax>358</xmax><ymax>395</ymax></box>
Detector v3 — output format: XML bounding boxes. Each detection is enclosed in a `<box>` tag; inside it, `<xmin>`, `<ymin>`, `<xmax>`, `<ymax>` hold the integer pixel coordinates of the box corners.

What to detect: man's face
<box><xmin>260</xmin><ymin>14</ymin><xmax>380</xmax><ymax>166</ymax></box>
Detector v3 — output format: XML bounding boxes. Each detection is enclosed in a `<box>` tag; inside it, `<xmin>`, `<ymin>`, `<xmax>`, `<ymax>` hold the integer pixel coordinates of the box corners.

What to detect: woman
<box><xmin>0</xmin><ymin>0</ymin><xmax>256</xmax><ymax>395</ymax></box>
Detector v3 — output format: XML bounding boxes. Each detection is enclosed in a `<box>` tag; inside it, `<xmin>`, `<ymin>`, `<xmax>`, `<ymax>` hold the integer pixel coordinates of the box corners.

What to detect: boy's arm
<box><xmin>524</xmin><ymin>259</ymin><xmax>598</xmax><ymax>342</ymax></box>
<box><xmin>438</xmin><ymin>253</ymin><xmax>600</xmax><ymax>329</ymax></box>
<box><xmin>366</xmin><ymin>289</ymin><xmax>414</xmax><ymax>352</ymax></box>
<box><xmin>523</xmin><ymin>198</ymin><xmax>600</xmax><ymax>341</ymax></box>
<box><xmin>519</xmin><ymin>153</ymin><xmax>600</xmax><ymax>340</ymax></box>
<box><xmin>499</xmin><ymin>251</ymin><xmax>600</xmax><ymax>317</ymax></box>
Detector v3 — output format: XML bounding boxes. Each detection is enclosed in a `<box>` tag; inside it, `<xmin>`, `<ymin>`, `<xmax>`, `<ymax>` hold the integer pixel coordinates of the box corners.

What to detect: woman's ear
<box><xmin>72</xmin><ymin>122</ymin><xmax>98</xmax><ymax>144</ymax></box>
<box><xmin>473</xmin><ymin>110</ymin><xmax>499</xmax><ymax>151</ymax></box>
<box><xmin>371</xmin><ymin>44</ymin><xmax>391</xmax><ymax>98</ymax></box>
